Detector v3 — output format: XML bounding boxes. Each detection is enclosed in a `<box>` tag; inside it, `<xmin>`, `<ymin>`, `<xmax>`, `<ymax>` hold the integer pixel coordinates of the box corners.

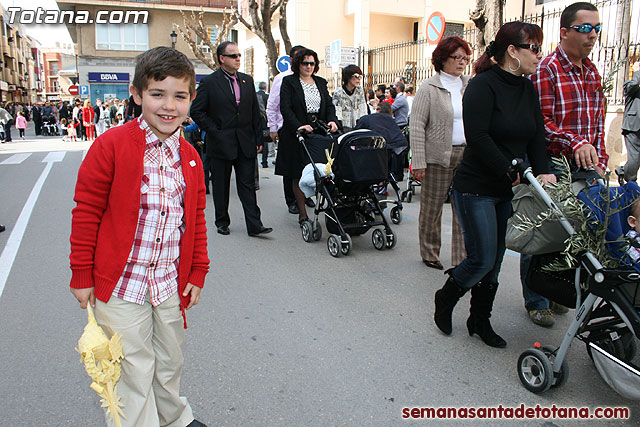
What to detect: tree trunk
<box><xmin>279</xmin><ymin>0</ymin><xmax>292</xmax><ymax>56</ymax></box>
<box><xmin>470</xmin><ymin>0</ymin><xmax>503</xmax><ymax>55</ymax></box>
<box><xmin>614</xmin><ymin>0</ymin><xmax>632</xmax><ymax>104</ymax></box>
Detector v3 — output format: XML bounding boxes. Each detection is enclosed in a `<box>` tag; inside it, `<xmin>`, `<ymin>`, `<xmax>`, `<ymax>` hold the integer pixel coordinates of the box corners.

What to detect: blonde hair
<box><xmin>84</xmin><ymin>99</ymin><xmax>91</xmax><ymax>108</ymax></box>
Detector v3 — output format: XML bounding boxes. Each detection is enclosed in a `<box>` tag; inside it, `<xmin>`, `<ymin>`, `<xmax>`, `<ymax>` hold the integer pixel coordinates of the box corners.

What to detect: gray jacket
<box><xmin>623</xmin><ymin>71</ymin><xmax>640</xmax><ymax>133</ymax></box>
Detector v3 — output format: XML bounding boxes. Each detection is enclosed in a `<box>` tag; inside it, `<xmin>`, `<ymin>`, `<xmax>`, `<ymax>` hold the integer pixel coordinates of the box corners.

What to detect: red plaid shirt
<box><xmin>111</xmin><ymin>117</ymin><xmax>186</xmax><ymax>306</ymax></box>
<box><xmin>530</xmin><ymin>45</ymin><xmax>608</xmax><ymax>169</ymax></box>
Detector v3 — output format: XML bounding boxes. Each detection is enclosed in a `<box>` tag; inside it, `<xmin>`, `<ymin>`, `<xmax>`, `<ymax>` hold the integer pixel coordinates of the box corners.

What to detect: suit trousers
<box><xmin>418</xmin><ymin>146</ymin><xmax>466</xmax><ymax>266</ymax></box>
<box><xmin>623</xmin><ymin>131</ymin><xmax>640</xmax><ymax>181</ymax></box>
<box><xmin>211</xmin><ymin>152</ymin><xmax>263</xmax><ymax>233</ymax></box>
<box><xmin>93</xmin><ymin>292</ymin><xmax>194</xmax><ymax>427</ymax></box>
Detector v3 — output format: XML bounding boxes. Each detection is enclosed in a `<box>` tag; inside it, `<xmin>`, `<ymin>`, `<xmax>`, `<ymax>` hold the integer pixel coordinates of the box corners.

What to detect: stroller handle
<box><xmin>512</xmin><ymin>159</ymin><xmax>605</xmax><ymax>283</ymax></box>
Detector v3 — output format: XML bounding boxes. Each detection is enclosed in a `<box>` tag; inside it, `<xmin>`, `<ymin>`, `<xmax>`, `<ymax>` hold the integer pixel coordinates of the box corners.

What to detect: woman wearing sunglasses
<box><xmin>331</xmin><ymin>65</ymin><xmax>368</xmax><ymax>132</ymax></box>
<box><xmin>432</xmin><ymin>22</ymin><xmax>556</xmax><ymax>348</ymax></box>
<box><xmin>278</xmin><ymin>48</ymin><xmax>339</xmax><ymax>225</ymax></box>
<box><xmin>410</xmin><ymin>36</ymin><xmax>472</xmax><ymax>273</ymax></box>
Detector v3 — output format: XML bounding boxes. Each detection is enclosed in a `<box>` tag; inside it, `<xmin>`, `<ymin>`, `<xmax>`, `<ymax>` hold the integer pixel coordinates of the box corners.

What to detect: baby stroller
<box><xmin>41</xmin><ymin>115</ymin><xmax>59</xmax><ymax>136</ymax></box>
<box><xmin>513</xmin><ymin>160</ymin><xmax>640</xmax><ymax>399</ymax></box>
<box><xmin>297</xmin><ymin>125</ymin><xmax>402</xmax><ymax>257</ymax></box>
<box><xmin>400</xmin><ymin>147</ymin><xmax>422</xmax><ymax>203</ymax></box>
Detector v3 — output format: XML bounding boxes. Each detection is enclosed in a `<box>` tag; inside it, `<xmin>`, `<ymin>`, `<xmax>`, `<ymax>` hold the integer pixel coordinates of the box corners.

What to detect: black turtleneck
<box><xmin>342</xmin><ymin>84</ymin><xmax>355</xmax><ymax>96</ymax></box>
<box><xmin>454</xmin><ymin>64</ymin><xmax>548</xmax><ymax>197</ymax></box>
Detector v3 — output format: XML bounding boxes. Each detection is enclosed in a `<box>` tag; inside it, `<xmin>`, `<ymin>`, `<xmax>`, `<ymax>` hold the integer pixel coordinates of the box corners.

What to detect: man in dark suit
<box><xmin>190</xmin><ymin>41</ymin><xmax>272</xmax><ymax>237</ymax></box>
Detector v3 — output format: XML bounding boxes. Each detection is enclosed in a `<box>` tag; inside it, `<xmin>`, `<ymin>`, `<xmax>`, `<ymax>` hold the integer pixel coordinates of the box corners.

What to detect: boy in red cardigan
<box><xmin>69</xmin><ymin>47</ymin><xmax>209</xmax><ymax>427</ymax></box>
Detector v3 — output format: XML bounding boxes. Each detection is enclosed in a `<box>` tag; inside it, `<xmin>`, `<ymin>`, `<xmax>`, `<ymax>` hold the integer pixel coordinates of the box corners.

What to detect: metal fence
<box><xmin>320</xmin><ymin>0</ymin><xmax>638</xmax><ymax>105</ymax></box>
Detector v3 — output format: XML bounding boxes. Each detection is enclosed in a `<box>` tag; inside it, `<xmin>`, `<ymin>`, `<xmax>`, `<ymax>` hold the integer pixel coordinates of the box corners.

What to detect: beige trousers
<box><xmin>418</xmin><ymin>146</ymin><xmax>466</xmax><ymax>266</ymax></box>
<box><xmin>94</xmin><ymin>292</ymin><xmax>194</xmax><ymax>427</ymax></box>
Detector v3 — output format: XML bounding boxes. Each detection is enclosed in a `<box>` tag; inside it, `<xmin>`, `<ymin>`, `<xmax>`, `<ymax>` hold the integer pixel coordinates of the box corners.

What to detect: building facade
<box><xmin>57</xmin><ymin>0</ymin><xmax>236</xmax><ymax>103</ymax></box>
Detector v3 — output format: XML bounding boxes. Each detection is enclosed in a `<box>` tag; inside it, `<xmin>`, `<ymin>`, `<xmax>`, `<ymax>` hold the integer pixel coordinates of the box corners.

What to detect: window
<box><xmin>244</xmin><ymin>47</ymin><xmax>254</xmax><ymax>77</ymax></box>
<box><xmin>96</xmin><ymin>23</ymin><xmax>148</xmax><ymax>51</ymax></box>
<box><xmin>49</xmin><ymin>61</ymin><xmax>59</xmax><ymax>76</ymax></box>
<box><xmin>196</xmin><ymin>26</ymin><xmax>220</xmax><ymax>54</ymax></box>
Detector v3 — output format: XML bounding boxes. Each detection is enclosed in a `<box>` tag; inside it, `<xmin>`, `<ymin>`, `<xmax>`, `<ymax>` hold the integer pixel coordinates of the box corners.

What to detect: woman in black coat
<box><xmin>277</xmin><ymin>48</ymin><xmax>338</xmax><ymax>223</ymax></box>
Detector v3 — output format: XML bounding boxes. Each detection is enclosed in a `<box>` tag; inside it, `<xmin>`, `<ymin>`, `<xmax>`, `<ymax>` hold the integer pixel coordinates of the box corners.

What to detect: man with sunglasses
<box><xmin>524</xmin><ymin>2</ymin><xmax>606</xmax><ymax>327</ymax></box>
<box><xmin>191</xmin><ymin>41</ymin><xmax>272</xmax><ymax>237</ymax></box>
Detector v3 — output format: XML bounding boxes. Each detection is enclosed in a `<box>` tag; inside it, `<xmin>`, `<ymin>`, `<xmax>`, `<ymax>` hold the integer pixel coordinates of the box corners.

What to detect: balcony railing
<box><xmin>128</xmin><ymin>0</ymin><xmax>236</xmax><ymax>7</ymax></box>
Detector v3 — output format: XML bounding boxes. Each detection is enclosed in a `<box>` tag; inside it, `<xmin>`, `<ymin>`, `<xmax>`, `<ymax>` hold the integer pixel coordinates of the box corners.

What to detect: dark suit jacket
<box><xmin>623</xmin><ymin>71</ymin><xmax>640</xmax><ymax>133</ymax></box>
<box><xmin>190</xmin><ymin>68</ymin><xmax>262</xmax><ymax>160</ymax></box>
<box><xmin>355</xmin><ymin>113</ymin><xmax>408</xmax><ymax>154</ymax></box>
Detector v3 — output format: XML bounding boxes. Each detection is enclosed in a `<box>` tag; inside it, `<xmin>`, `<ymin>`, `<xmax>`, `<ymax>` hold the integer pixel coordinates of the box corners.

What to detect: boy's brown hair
<box><xmin>132</xmin><ymin>46</ymin><xmax>196</xmax><ymax>96</ymax></box>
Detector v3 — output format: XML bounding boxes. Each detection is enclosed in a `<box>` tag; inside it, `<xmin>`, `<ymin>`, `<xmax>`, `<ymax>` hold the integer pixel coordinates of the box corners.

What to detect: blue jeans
<box><xmin>520</xmin><ymin>254</ymin><xmax>550</xmax><ymax>311</ymax></box>
<box><xmin>451</xmin><ymin>190</ymin><xmax>512</xmax><ymax>289</ymax></box>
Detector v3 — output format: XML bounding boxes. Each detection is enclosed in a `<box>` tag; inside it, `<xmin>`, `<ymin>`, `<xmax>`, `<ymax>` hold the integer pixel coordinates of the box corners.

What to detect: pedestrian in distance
<box><xmin>278</xmin><ymin>48</ymin><xmax>339</xmax><ymax>225</ymax></box>
<box><xmin>411</xmin><ymin>35</ymin><xmax>472</xmax><ymax>271</ymax></box>
<box><xmin>0</xmin><ymin>103</ymin><xmax>13</xmax><ymax>143</ymax></box>
<box><xmin>433</xmin><ymin>21</ymin><xmax>556</xmax><ymax>348</ymax></box>
<box><xmin>190</xmin><ymin>41</ymin><xmax>272</xmax><ymax>237</ymax></box>
<box><xmin>82</xmin><ymin>99</ymin><xmax>96</xmax><ymax>141</ymax></box>
<box><xmin>69</xmin><ymin>46</ymin><xmax>209</xmax><ymax>427</ymax></box>
<box><xmin>15</xmin><ymin>111</ymin><xmax>27</xmax><ymax>139</ymax></box>
<box><xmin>332</xmin><ymin>64</ymin><xmax>368</xmax><ymax>133</ymax></box>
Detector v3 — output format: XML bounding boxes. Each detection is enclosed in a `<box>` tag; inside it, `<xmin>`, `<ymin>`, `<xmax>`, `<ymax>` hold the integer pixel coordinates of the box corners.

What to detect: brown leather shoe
<box><xmin>423</xmin><ymin>259</ymin><xmax>444</xmax><ymax>270</ymax></box>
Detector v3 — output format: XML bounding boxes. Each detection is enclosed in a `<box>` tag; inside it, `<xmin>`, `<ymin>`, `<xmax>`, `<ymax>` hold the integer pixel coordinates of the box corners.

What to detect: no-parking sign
<box><xmin>426</xmin><ymin>12</ymin><xmax>446</xmax><ymax>45</ymax></box>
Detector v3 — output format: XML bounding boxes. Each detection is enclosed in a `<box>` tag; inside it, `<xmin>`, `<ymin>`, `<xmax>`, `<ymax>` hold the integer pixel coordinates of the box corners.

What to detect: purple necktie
<box><xmin>229</xmin><ymin>74</ymin><xmax>241</xmax><ymax>104</ymax></box>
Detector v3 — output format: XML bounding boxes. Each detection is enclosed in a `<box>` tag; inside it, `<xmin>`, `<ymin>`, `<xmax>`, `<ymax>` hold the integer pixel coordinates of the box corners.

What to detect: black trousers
<box><xmin>211</xmin><ymin>153</ymin><xmax>263</xmax><ymax>233</ymax></box>
<box><xmin>283</xmin><ymin>176</ymin><xmax>295</xmax><ymax>206</ymax></box>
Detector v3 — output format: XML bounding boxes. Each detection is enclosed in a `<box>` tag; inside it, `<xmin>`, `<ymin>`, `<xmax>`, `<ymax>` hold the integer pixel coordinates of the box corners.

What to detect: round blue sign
<box><xmin>277</xmin><ymin>55</ymin><xmax>291</xmax><ymax>72</ymax></box>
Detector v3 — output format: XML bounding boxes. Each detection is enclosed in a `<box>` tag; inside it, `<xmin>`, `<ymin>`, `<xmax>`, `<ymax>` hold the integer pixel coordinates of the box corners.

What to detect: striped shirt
<box><xmin>530</xmin><ymin>45</ymin><xmax>608</xmax><ymax>169</ymax></box>
<box><xmin>111</xmin><ymin>116</ymin><xmax>186</xmax><ymax>306</ymax></box>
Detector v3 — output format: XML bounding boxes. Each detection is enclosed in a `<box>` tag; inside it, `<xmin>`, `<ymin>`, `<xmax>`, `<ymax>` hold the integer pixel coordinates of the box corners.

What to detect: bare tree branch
<box><xmin>279</xmin><ymin>0</ymin><xmax>292</xmax><ymax>55</ymax></box>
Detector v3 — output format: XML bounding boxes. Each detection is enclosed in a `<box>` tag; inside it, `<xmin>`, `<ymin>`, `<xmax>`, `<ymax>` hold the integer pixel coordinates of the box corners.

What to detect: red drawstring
<box><xmin>181</xmin><ymin>306</ymin><xmax>187</xmax><ymax>329</ymax></box>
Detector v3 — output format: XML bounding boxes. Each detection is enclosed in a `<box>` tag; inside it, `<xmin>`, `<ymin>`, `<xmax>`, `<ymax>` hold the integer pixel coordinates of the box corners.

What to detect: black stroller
<box><xmin>297</xmin><ymin>126</ymin><xmax>402</xmax><ymax>257</ymax></box>
<box><xmin>41</xmin><ymin>115</ymin><xmax>59</xmax><ymax>136</ymax></box>
<box><xmin>513</xmin><ymin>161</ymin><xmax>640</xmax><ymax>399</ymax></box>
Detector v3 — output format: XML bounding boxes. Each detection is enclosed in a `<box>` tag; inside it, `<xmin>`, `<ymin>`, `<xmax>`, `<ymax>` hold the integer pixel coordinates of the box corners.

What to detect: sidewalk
<box><xmin>0</xmin><ymin>119</ymin><xmax>91</xmax><ymax>154</ymax></box>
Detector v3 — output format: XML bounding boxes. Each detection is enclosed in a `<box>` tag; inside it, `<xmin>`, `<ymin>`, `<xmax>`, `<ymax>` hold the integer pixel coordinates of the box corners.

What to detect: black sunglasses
<box><xmin>515</xmin><ymin>43</ymin><xmax>542</xmax><ymax>54</ymax></box>
<box><xmin>301</xmin><ymin>61</ymin><xmax>316</xmax><ymax>66</ymax></box>
<box><xmin>222</xmin><ymin>53</ymin><xmax>242</xmax><ymax>59</ymax></box>
<box><xmin>567</xmin><ymin>24</ymin><xmax>601</xmax><ymax>34</ymax></box>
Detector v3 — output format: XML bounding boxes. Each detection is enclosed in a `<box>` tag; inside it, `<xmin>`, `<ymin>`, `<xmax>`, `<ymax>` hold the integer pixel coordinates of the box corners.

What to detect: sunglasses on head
<box><xmin>301</xmin><ymin>61</ymin><xmax>316</xmax><ymax>66</ymax></box>
<box><xmin>516</xmin><ymin>43</ymin><xmax>542</xmax><ymax>54</ymax></box>
<box><xmin>567</xmin><ymin>24</ymin><xmax>601</xmax><ymax>34</ymax></box>
<box><xmin>222</xmin><ymin>53</ymin><xmax>242</xmax><ymax>59</ymax></box>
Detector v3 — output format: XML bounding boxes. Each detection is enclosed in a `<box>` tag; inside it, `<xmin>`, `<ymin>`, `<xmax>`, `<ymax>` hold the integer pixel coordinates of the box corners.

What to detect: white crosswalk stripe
<box><xmin>0</xmin><ymin>153</ymin><xmax>32</xmax><ymax>165</ymax></box>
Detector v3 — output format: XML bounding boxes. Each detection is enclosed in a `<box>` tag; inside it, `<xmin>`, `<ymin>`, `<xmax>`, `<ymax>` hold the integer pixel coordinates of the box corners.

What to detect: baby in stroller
<box><xmin>512</xmin><ymin>160</ymin><xmax>640</xmax><ymax>399</ymax></box>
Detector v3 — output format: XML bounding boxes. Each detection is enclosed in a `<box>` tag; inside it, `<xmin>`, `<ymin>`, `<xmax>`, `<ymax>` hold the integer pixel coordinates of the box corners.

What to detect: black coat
<box><xmin>276</xmin><ymin>74</ymin><xmax>337</xmax><ymax>177</ymax></box>
<box><xmin>190</xmin><ymin>69</ymin><xmax>262</xmax><ymax>160</ymax></box>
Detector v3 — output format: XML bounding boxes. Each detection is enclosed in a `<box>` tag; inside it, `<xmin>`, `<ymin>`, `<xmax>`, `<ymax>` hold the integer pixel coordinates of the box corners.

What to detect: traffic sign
<box><xmin>426</xmin><ymin>11</ymin><xmax>446</xmax><ymax>45</ymax></box>
<box><xmin>324</xmin><ymin>46</ymin><xmax>358</xmax><ymax>67</ymax></box>
<box><xmin>80</xmin><ymin>85</ymin><xmax>89</xmax><ymax>96</ymax></box>
<box><xmin>68</xmin><ymin>85</ymin><xmax>79</xmax><ymax>95</ymax></box>
<box><xmin>276</xmin><ymin>55</ymin><xmax>291</xmax><ymax>72</ymax></box>
<box><xmin>330</xmin><ymin>39</ymin><xmax>341</xmax><ymax>69</ymax></box>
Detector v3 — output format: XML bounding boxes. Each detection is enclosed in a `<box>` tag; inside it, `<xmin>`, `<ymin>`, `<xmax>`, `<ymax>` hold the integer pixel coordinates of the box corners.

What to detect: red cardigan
<box><xmin>69</xmin><ymin>120</ymin><xmax>209</xmax><ymax>325</ymax></box>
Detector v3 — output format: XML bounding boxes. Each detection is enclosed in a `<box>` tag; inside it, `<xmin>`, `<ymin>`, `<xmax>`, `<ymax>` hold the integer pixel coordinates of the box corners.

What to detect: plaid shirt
<box><xmin>530</xmin><ymin>45</ymin><xmax>608</xmax><ymax>169</ymax></box>
<box><xmin>111</xmin><ymin>116</ymin><xmax>186</xmax><ymax>306</ymax></box>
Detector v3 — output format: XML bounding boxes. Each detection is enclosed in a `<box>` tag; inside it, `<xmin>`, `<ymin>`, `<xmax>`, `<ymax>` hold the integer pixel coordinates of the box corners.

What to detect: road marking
<box><xmin>82</xmin><ymin>150</ymin><xmax>88</xmax><ymax>160</ymax></box>
<box><xmin>0</xmin><ymin>153</ymin><xmax>32</xmax><ymax>165</ymax></box>
<box><xmin>0</xmin><ymin>152</ymin><xmax>65</xmax><ymax>298</ymax></box>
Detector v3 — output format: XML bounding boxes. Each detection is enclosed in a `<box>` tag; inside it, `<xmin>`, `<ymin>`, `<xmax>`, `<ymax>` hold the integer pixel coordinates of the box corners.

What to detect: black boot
<box><xmin>434</xmin><ymin>273</ymin><xmax>468</xmax><ymax>335</ymax></box>
<box><xmin>466</xmin><ymin>281</ymin><xmax>507</xmax><ymax>348</ymax></box>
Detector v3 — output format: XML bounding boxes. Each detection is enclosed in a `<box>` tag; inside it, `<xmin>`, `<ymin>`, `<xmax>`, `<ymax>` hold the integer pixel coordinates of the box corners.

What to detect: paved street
<box><xmin>0</xmin><ymin>128</ymin><xmax>638</xmax><ymax>426</ymax></box>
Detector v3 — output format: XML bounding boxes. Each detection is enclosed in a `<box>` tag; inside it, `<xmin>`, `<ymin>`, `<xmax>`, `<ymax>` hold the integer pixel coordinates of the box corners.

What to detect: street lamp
<box><xmin>170</xmin><ymin>30</ymin><xmax>177</xmax><ymax>49</ymax></box>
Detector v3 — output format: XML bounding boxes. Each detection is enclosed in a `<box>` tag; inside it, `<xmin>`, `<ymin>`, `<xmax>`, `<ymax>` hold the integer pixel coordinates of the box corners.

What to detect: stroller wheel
<box><xmin>372</xmin><ymin>229</ymin><xmax>386</xmax><ymax>250</ymax></box>
<box><xmin>327</xmin><ymin>234</ymin><xmax>341</xmax><ymax>257</ymax></box>
<box><xmin>385</xmin><ymin>231</ymin><xmax>397</xmax><ymax>249</ymax></box>
<box><xmin>541</xmin><ymin>346</ymin><xmax>569</xmax><ymax>389</ymax></box>
<box><xmin>390</xmin><ymin>206</ymin><xmax>402</xmax><ymax>224</ymax></box>
<box><xmin>586</xmin><ymin>329</ymin><xmax>637</xmax><ymax>363</ymax></box>
<box><xmin>312</xmin><ymin>221</ymin><xmax>323</xmax><ymax>241</ymax></box>
<box><xmin>406</xmin><ymin>192</ymin><xmax>413</xmax><ymax>203</ymax></box>
<box><xmin>340</xmin><ymin>234</ymin><xmax>352</xmax><ymax>256</ymax></box>
<box><xmin>517</xmin><ymin>348</ymin><xmax>553</xmax><ymax>394</ymax></box>
<box><xmin>400</xmin><ymin>191</ymin><xmax>407</xmax><ymax>202</ymax></box>
<box><xmin>301</xmin><ymin>220</ymin><xmax>313</xmax><ymax>243</ymax></box>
